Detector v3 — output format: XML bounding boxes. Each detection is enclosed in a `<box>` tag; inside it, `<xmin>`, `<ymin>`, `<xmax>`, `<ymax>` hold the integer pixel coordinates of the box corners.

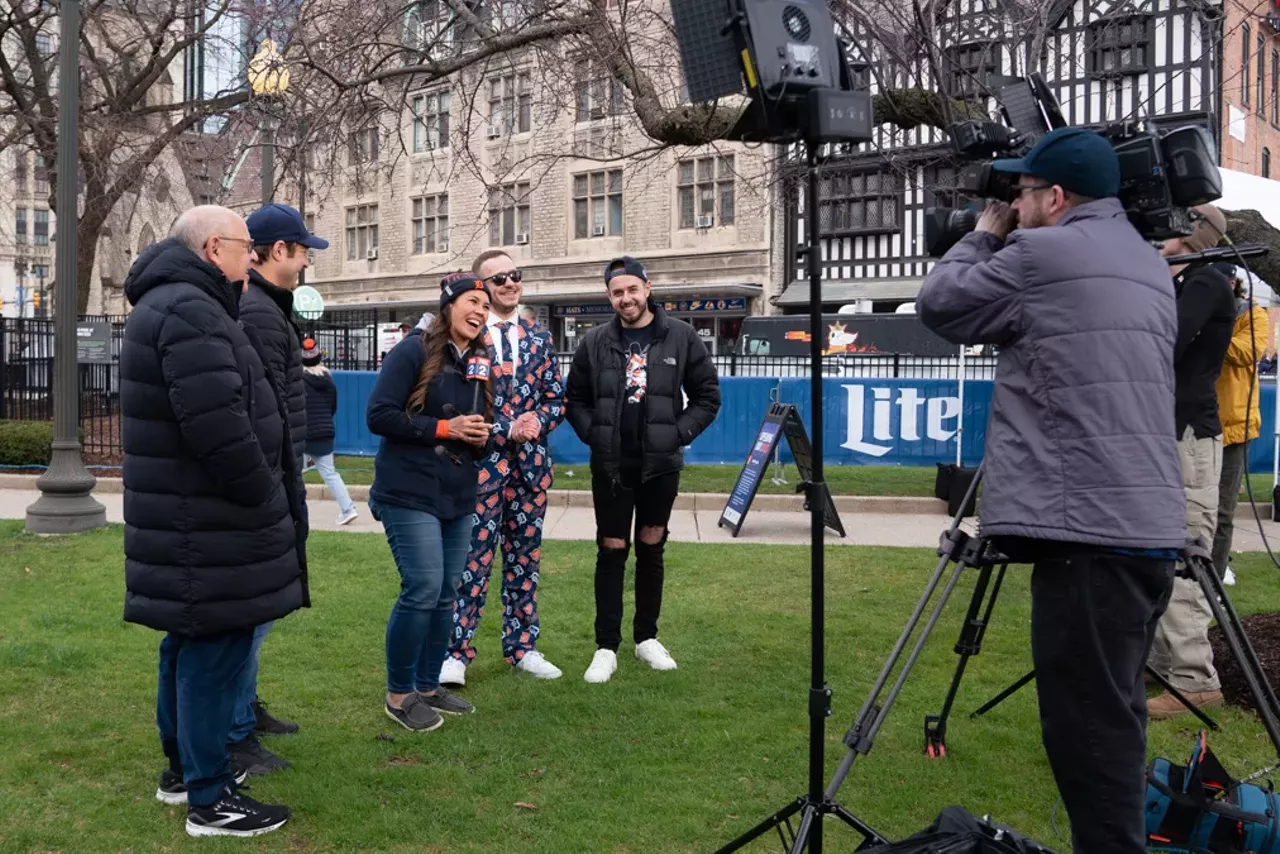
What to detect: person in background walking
<box><xmin>301</xmin><ymin>338</ymin><xmax>358</xmax><ymax>526</ymax></box>
<box><xmin>1209</xmin><ymin>272</ymin><xmax>1270</xmax><ymax>585</ymax></box>
<box><xmin>367</xmin><ymin>273</ymin><xmax>494</xmax><ymax>731</ymax></box>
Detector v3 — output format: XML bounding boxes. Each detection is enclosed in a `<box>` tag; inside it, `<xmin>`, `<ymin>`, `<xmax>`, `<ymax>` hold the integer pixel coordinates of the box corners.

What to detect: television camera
<box><xmin>924</xmin><ymin>72</ymin><xmax>1223</xmax><ymax>256</ymax></box>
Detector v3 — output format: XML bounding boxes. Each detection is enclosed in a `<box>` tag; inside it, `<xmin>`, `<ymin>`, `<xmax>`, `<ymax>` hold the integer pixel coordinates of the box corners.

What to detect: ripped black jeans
<box><xmin>591</xmin><ymin>468</ymin><xmax>681</xmax><ymax>651</ymax></box>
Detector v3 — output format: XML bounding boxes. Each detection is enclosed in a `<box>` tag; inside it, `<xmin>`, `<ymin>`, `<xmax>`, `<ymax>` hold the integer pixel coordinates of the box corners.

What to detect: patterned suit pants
<box><xmin>448</xmin><ymin>478</ymin><xmax>548</xmax><ymax>666</ymax></box>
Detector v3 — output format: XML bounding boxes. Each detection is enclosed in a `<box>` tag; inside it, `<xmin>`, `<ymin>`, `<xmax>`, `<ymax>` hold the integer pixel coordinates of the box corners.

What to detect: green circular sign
<box><xmin>294</xmin><ymin>285</ymin><xmax>325</xmax><ymax>321</ymax></box>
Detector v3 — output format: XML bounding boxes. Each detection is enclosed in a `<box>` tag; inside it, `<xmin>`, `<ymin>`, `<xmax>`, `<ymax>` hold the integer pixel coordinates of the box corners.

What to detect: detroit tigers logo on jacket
<box><xmin>477</xmin><ymin>318</ymin><xmax>565</xmax><ymax>494</ymax></box>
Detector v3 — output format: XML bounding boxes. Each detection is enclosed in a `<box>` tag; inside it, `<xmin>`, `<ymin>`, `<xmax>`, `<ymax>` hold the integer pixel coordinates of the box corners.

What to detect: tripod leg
<box><xmin>1144</xmin><ymin>665</ymin><xmax>1219</xmax><ymax>731</ymax></box>
<box><xmin>829</xmin><ymin>804</ymin><xmax>890</xmax><ymax>848</ymax></box>
<box><xmin>714</xmin><ymin>798</ymin><xmax>806</xmax><ymax>854</ymax></box>
<box><xmin>925</xmin><ymin>562</ymin><xmax>1008</xmax><ymax>757</ymax></box>
<box><xmin>787</xmin><ymin>806</ymin><xmax>817</xmax><ymax>854</ymax></box>
<box><xmin>1191</xmin><ymin>555</ymin><xmax>1280</xmax><ymax>756</ymax></box>
<box><xmin>970</xmin><ymin>669</ymin><xmax>1036</xmax><ymax>719</ymax></box>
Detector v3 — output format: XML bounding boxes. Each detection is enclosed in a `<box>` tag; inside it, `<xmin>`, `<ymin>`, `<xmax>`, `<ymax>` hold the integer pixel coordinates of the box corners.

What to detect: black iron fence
<box><xmin>1</xmin><ymin>315</ymin><xmax>126</xmax><ymax>464</ymax></box>
<box><xmin>2</xmin><ymin>313</ymin><xmax>994</xmax><ymax>464</ymax></box>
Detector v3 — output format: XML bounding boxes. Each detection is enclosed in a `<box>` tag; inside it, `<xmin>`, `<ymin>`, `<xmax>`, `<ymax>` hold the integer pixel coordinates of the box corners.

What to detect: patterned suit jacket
<box><xmin>477</xmin><ymin>318</ymin><xmax>565</xmax><ymax>495</ymax></box>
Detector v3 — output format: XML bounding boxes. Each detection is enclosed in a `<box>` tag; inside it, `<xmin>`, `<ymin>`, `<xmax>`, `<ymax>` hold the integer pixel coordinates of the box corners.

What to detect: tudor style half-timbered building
<box><xmin>775</xmin><ymin>0</ymin><xmax>1223</xmax><ymax>313</ymax></box>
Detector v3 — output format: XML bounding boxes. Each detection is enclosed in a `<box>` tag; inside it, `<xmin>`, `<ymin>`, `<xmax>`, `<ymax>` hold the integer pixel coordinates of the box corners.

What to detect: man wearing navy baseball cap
<box><xmin>918</xmin><ymin>126</ymin><xmax>1185</xmax><ymax>854</ymax></box>
<box><xmin>228</xmin><ymin>203</ymin><xmax>331</xmax><ymax>777</ymax></box>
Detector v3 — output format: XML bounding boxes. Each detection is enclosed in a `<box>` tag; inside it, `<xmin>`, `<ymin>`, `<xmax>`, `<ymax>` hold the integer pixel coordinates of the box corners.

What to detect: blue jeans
<box><xmin>372</xmin><ymin>499</ymin><xmax>472</xmax><ymax>694</ymax></box>
<box><xmin>156</xmin><ymin>630</ymin><xmax>255</xmax><ymax>807</ymax></box>
<box><xmin>307</xmin><ymin>452</ymin><xmax>355</xmax><ymax>515</ymax></box>
<box><xmin>228</xmin><ymin>621</ymin><xmax>274</xmax><ymax>744</ymax></box>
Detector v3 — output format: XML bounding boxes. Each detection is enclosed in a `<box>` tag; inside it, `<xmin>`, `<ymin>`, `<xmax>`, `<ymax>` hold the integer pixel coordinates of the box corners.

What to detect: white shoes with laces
<box><xmin>515</xmin><ymin>650</ymin><xmax>563</xmax><ymax>679</ymax></box>
<box><xmin>438</xmin><ymin>656</ymin><xmax>467</xmax><ymax>687</ymax></box>
<box><xmin>635</xmin><ymin>639</ymin><xmax>678</xmax><ymax>671</ymax></box>
<box><xmin>584</xmin><ymin>649</ymin><xmax>618</xmax><ymax>683</ymax></box>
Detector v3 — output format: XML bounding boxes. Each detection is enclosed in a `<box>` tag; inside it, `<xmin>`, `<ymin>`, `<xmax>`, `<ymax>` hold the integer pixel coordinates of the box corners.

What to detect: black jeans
<box><xmin>591</xmin><ymin>468</ymin><xmax>680</xmax><ymax>651</ymax></box>
<box><xmin>1031</xmin><ymin>551</ymin><xmax>1174</xmax><ymax>854</ymax></box>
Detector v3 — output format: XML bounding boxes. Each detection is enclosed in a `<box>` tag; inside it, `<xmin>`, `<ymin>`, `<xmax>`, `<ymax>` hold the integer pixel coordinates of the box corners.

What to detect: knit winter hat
<box><xmin>301</xmin><ymin>338</ymin><xmax>323</xmax><ymax>365</ymax></box>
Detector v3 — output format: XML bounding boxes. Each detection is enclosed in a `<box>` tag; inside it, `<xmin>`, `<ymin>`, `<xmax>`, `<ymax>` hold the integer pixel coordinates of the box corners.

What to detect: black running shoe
<box><xmin>185</xmin><ymin>785</ymin><xmax>290</xmax><ymax>838</ymax></box>
<box><xmin>252</xmin><ymin>697</ymin><xmax>299</xmax><ymax>736</ymax></box>
<box><xmin>384</xmin><ymin>693</ymin><xmax>443</xmax><ymax>731</ymax></box>
<box><xmin>421</xmin><ymin>688</ymin><xmax>475</xmax><ymax>716</ymax></box>
<box><xmin>155</xmin><ymin>767</ymin><xmax>248</xmax><ymax>805</ymax></box>
<box><xmin>228</xmin><ymin>737</ymin><xmax>292</xmax><ymax>776</ymax></box>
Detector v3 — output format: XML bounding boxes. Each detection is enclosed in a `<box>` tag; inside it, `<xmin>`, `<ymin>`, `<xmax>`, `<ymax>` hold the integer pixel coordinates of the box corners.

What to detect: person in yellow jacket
<box><xmin>1211</xmin><ymin>275</ymin><xmax>1271</xmax><ymax>580</ymax></box>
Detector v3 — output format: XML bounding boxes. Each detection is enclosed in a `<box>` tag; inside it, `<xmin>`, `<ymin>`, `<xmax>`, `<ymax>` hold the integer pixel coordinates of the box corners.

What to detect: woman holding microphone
<box><xmin>367</xmin><ymin>273</ymin><xmax>494</xmax><ymax>732</ymax></box>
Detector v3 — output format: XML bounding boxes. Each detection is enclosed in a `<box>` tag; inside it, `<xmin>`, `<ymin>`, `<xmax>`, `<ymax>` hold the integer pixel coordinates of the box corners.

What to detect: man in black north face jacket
<box><xmin>565</xmin><ymin>256</ymin><xmax>720</xmax><ymax>685</ymax></box>
<box><xmin>225</xmin><ymin>204</ymin><xmax>329</xmax><ymax>764</ymax></box>
<box><xmin>121</xmin><ymin>206</ymin><xmax>301</xmax><ymax>836</ymax></box>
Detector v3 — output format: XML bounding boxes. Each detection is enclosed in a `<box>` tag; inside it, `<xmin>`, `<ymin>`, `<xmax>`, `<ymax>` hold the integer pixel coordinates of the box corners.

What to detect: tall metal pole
<box><xmin>803</xmin><ymin>144</ymin><xmax>826</xmax><ymax>854</ymax></box>
<box><xmin>26</xmin><ymin>0</ymin><xmax>106</xmax><ymax>534</ymax></box>
<box><xmin>261</xmin><ymin>117</ymin><xmax>275</xmax><ymax>205</ymax></box>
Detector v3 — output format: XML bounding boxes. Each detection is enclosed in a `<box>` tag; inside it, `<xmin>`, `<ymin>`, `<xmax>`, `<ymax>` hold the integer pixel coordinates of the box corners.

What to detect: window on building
<box><xmin>34</xmin><ymin>33</ymin><xmax>51</xmax><ymax>55</ymax></box>
<box><xmin>304</xmin><ymin>213</ymin><xmax>316</xmax><ymax>233</ymax></box>
<box><xmin>573</xmin><ymin>169</ymin><xmax>623</xmax><ymax>238</ymax></box>
<box><xmin>404</xmin><ymin>0</ymin><xmax>456</xmax><ymax>56</ymax></box>
<box><xmin>348</xmin><ymin>128</ymin><xmax>380</xmax><ymax>164</ymax></box>
<box><xmin>945</xmin><ymin>44</ymin><xmax>998</xmax><ymax>99</ymax></box>
<box><xmin>1273</xmin><ymin>49</ymin><xmax>1278</xmax><ymax>127</ymax></box>
<box><xmin>488</xmin><ymin>73</ymin><xmax>531</xmax><ymax>137</ymax></box>
<box><xmin>34</xmin><ymin>156</ymin><xmax>48</xmax><ymax>196</ymax></box>
<box><xmin>1244</xmin><ymin>24</ymin><xmax>1252</xmax><ymax>108</ymax></box>
<box><xmin>411</xmin><ymin>194</ymin><xmax>449</xmax><ymax>254</ymax></box>
<box><xmin>345</xmin><ymin>204</ymin><xmax>379</xmax><ymax>260</ymax></box>
<box><xmin>677</xmin><ymin>155</ymin><xmax>735</xmax><ymax>229</ymax></box>
<box><xmin>198</xmin><ymin>194</ymin><xmax>215</xmax><ymax>206</ymax></box>
<box><xmin>412</xmin><ymin>90</ymin><xmax>451</xmax><ymax>152</ymax></box>
<box><xmin>1086</xmin><ymin>15</ymin><xmax>1151</xmax><ymax>77</ymax></box>
<box><xmin>488</xmin><ymin>182</ymin><xmax>530</xmax><ymax>246</ymax></box>
<box><xmin>817</xmin><ymin>167</ymin><xmax>903</xmax><ymax>234</ymax></box>
<box><xmin>15</xmin><ymin>207</ymin><xmax>27</xmax><ymax>244</ymax></box>
<box><xmin>14</xmin><ymin>152</ymin><xmax>26</xmax><ymax>193</ymax></box>
<box><xmin>929</xmin><ymin>165</ymin><xmax>969</xmax><ymax>209</ymax></box>
<box><xmin>34</xmin><ymin>209</ymin><xmax>49</xmax><ymax>246</ymax></box>
<box><xmin>1260</xmin><ymin>33</ymin><xmax>1267</xmax><ymax>120</ymax></box>
<box><xmin>575</xmin><ymin>61</ymin><xmax>624</xmax><ymax>122</ymax></box>
<box><xmin>489</xmin><ymin>0</ymin><xmax>522</xmax><ymax>28</ymax></box>
<box><xmin>1265</xmin><ymin>148</ymin><xmax>1272</xmax><ymax>180</ymax></box>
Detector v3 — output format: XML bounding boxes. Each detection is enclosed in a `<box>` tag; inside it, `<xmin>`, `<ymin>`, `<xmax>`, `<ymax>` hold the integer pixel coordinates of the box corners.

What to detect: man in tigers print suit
<box><xmin>441</xmin><ymin>250</ymin><xmax>566</xmax><ymax>685</ymax></box>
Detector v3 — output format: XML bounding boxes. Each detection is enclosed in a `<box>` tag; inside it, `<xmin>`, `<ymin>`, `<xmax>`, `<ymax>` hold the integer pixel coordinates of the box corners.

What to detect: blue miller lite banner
<box><xmin>328</xmin><ymin>373</ymin><xmax>1279</xmax><ymax>473</ymax></box>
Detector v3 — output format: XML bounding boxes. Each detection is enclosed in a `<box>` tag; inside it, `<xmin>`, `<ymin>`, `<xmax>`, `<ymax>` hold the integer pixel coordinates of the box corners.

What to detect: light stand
<box><xmin>25</xmin><ymin>0</ymin><xmax>106</xmax><ymax>534</ymax></box>
<box><xmin>714</xmin><ymin>148</ymin><xmax>889</xmax><ymax>854</ymax></box>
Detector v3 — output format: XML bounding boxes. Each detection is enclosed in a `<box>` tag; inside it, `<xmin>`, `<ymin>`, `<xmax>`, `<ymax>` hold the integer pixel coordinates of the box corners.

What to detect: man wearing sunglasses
<box><xmin>226</xmin><ymin>203</ymin><xmax>330</xmax><ymax>777</ymax></box>
<box><xmin>440</xmin><ymin>250</ymin><xmax>566</xmax><ymax>686</ymax></box>
<box><xmin>917</xmin><ymin>126</ymin><xmax>1186</xmax><ymax>854</ymax></box>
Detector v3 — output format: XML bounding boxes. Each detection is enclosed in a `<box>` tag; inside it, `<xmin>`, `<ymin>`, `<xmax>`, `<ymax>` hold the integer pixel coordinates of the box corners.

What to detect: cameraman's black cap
<box><xmin>991</xmin><ymin>127</ymin><xmax>1121</xmax><ymax>199</ymax></box>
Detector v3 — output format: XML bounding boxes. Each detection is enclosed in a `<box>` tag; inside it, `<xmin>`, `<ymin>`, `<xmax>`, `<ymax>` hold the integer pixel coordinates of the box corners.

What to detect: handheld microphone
<box><xmin>465</xmin><ymin>353</ymin><xmax>491</xmax><ymax>415</ymax></box>
<box><xmin>434</xmin><ymin>403</ymin><xmax>463</xmax><ymax>465</ymax></box>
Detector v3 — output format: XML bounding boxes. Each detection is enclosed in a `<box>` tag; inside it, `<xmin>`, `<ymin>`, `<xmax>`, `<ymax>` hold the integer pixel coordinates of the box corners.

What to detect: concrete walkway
<box><xmin>5</xmin><ymin>486</ymin><xmax>1280</xmax><ymax>552</ymax></box>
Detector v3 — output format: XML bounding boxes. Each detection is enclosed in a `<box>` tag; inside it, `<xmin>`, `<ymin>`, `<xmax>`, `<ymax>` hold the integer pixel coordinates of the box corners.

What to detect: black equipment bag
<box><xmin>872</xmin><ymin>806</ymin><xmax>1059</xmax><ymax>853</ymax></box>
<box><xmin>934</xmin><ymin>463</ymin><xmax>978</xmax><ymax>519</ymax></box>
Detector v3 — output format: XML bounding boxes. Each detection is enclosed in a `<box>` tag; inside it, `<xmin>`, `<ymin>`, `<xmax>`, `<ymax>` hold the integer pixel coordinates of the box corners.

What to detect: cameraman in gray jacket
<box><xmin>918</xmin><ymin>127</ymin><xmax>1186</xmax><ymax>854</ymax></box>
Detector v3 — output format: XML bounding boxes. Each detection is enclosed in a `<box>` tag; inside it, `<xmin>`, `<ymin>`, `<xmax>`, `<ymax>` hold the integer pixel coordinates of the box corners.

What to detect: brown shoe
<box><xmin>1147</xmin><ymin>690</ymin><xmax>1224</xmax><ymax>720</ymax></box>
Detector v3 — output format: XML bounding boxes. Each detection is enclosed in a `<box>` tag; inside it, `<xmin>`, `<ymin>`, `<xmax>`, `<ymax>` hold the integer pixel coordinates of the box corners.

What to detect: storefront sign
<box><xmin>555</xmin><ymin>297</ymin><xmax>746</xmax><ymax>317</ymax></box>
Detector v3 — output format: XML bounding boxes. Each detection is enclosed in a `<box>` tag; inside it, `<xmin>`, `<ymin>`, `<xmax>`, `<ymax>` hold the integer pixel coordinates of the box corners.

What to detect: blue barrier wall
<box><xmin>331</xmin><ymin>370</ymin><xmax>1278</xmax><ymax>473</ymax></box>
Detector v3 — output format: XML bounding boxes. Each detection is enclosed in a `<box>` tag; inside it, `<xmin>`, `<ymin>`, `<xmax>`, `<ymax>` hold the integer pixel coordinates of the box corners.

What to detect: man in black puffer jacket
<box><xmin>122</xmin><ymin>205</ymin><xmax>302</xmax><ymax>838</ymax></box>
<box><xmin>565</xmin><ymin>256</ymin><xmax>721</xmax><ymax>684</ymax></box>
<box><xmin>224</xmin><ymin>204</ymin><xmax>329</xmax><ymax>770</ymax></box>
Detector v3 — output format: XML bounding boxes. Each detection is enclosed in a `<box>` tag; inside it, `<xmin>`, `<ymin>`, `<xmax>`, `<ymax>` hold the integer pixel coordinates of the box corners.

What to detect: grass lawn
<box><xmin>308</xmin><ymin>457</ymin><xmax>1280</xmax><ymax>502</ymax></box>
<box><xmin>307</xmin><ymin>458</ymin><xmax>947</xmax><ymax>497</ymax></box>
<box><xmin>3</xmin><ymin>522</ymin><xmax>1280</xmax><ymax>852</ymax></box>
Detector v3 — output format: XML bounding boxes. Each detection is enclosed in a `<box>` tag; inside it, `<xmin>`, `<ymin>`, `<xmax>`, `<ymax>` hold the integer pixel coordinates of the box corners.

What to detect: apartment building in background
<box><xmin>1219</xmin><ymin>0</ymin><xmax>1280</xmax><ymax>178</ymax></box>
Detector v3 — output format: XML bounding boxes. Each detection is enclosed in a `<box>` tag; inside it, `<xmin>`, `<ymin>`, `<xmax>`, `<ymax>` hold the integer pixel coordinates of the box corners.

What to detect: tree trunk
<box><xmin>75</xmin><ymin>224</ymin><xmax>100</xmax><ymax>315</ymax></box>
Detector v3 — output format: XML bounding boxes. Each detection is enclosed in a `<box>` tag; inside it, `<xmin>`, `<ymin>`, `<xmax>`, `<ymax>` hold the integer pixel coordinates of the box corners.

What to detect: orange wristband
<box><xmin>435</xmin><ymin>419</ymin><xmax>450</xmax><ymax>439</ymax></box>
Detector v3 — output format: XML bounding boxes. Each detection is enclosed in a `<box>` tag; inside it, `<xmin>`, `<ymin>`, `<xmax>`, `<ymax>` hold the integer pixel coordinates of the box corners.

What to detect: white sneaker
<box><xmin>439</xmin><ymin>656</ymin><xmax>466</xmax><ymax>687</ymax></box>
<box><xmin>635</xmin><ymin>639</ymin><xmax>677</xmax><ymax>671</ymax></box>
<box><xmin>1225</xmin><ymin>567</ymin><xmax>1237</xmax><ymax>586</ymax></box>
<box><xmin>583</xmin><ymin>649</ymin><xmax>618</xmax><ymax>684</ymax></box>
<box><xmin>337</xmin><ymin>508</ymin><xmax>359</xmax><ymax>526</ymax></box>
<box><xmin>514</xmin><ymin>650</ymin><xmax>562</xmax><ymax>679</ymax></box>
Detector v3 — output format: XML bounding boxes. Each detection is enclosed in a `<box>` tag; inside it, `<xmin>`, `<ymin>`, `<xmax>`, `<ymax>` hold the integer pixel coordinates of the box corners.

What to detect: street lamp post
<box><xmin>247</xmin><ymin>39</ymin><xmax>289</xmax><ymax>206</ymax></box>
<box><xmin>25</xmin><ymin>0</ymin><xmax>107</xmax><ymax>534</ymax></box>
